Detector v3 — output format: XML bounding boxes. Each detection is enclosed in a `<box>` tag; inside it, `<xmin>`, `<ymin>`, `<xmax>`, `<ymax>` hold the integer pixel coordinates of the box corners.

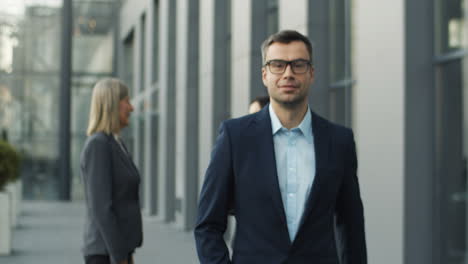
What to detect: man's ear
<box><xmin>309</xmin><ymin>66</ymin><xmax>315</xmax><ymax>81</ymax></box>
<box><xmin>262</xmin><ymin>67</ymin><xmax>267</xmax><ymax>86</ymax></box>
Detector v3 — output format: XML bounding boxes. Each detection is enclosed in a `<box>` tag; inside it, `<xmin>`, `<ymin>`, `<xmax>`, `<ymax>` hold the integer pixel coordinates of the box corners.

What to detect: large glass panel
<box><xmin>329</xmin><ymin>88</ymin><xmax>346</xmax><ymax>125</ymax></box>
<box><xmin>213</xmin><ymin>0</ymin><xmax>231</xmax><ymax>142</ymax></box>
<box><xmin>70</xmin><ymin>75</ymin><xmax>96</xmax><ymax>200</ymax></box>
<box><xmin>71</xmin><ymin>0</ymin><xmax>116</xmax><ymax>200</ymax></box>
<box><xmin>436</xmin><ymin>58</ymin><xmax>467</xmax><ymax>264</ymax></box>
<box><xmin>329</xmin><ymin>0</ymin><xmax>346</xmax><ymax>83</ymax></box>
<box><xmin>0</xmin><ymin>0</ymin><xmax>117</xmax><ymax>200</ymax></box>
<box><xmin>123</xmin><ymin>32</ymin><xmax>134</xmax><ymax>95</ymax></box>
<box><xmin>328</xmin><ymin>0</ymin><xmax>352</xmax><ymax>127</ymax></box>
<box><xmin>0</xmin><ymin>1</ymin><xmax>63</xmax><ymax>199</ymax></box>
<box><xmin>463</xmin><ymin>39</ymin><xmax>468</xmax><ymax>264</ymax></box>
<box><xmin>434</xmin><ymin>0</ymin><xmax>468</xmax><ymax>263</ymax></box>
<box><xmin>267</xmin><ymin>0</ymin><xmax>278</xmax><ymax>35</ymax></box>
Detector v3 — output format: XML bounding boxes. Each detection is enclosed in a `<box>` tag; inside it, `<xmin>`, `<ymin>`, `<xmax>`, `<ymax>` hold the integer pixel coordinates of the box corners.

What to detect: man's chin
<box><xmin>276</xmin><ymin>97</ymin><xmax>305</xmax><ymax>107</ymax></box>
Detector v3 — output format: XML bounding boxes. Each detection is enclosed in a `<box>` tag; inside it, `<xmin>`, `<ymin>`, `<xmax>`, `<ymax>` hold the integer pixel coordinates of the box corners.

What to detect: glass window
<box><xmin>267</xmin><ymin>0</ymin><xmax>279</xmax><ymax>35</ymax></box>
<box><xmin>328</xmin><ymin>0</ymin><xmax>352</xmax><ymax>127</ymax></box>
<box><xmin>329</xmin><ymin>0</ymin><xmax>347</xmax><ymax>82</ymax></box>
<box><xmin>435</xmin><ymin>0</ymin><xmax>467</xmax><ymax>55</ymax></box>
<box><xmin>213</xmin><ymin>0</ymin><xmax>231</xmax><ymax>142</ymax></box>
<box><xmin>152</xmin><ymin>0</ymin><xmax>159</xmax><ymax>84</ymax></box>
<box><xmin>329</xmin><ymin>88</ymin><xmax>346</xmax><ymax>126</ymax></box>
<box><xmin>123</xmin><ymin>31</ymin><xmax>134</xmax><ymax>92</ymax></box>
<box><xmin>436</xmin><ymin>59</ymin><xmax>467</xmax><ymax>264</ymax></box>
<box><xmin>434</xmin><ymin>0</ymin><xmax>468</xmax><ymax>263</ymax></box>
<box><xmin>1</xmin><ymin>3</ymin><xmax>63</xmax><ymax>199</ymax></box>
<box><xmin>71</xmin><ymin>0</ymin><xmax>117</xmax><ymax>200</ymax></box>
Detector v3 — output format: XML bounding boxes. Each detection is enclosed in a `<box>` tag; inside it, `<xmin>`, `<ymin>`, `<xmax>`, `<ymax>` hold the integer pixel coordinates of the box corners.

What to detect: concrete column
<box><xmin>354</xmin><ymin>0</ymin><xmax>405</xmax><ymax>263</ymax></box>
<box><xmin>131</xmin><ymin>15</ymin><xmax>141</xmax><ymax>156</ymax></box>
<box><xmin>173</xmin><ymin>0</ymin><xmax>200</xmax><ymax>230</ymax></box>
<box><xmin>175</xmin><ymin>0</ymin><xmax>189</xmax><ymax>228</ymax></box>
<box><xmin>198</xmin><ymin>0</ymin><xmax>215</xmax><ymax>186</ymax></box>
<box><xmin>0</xmin><ymin>192</ymin><xmax>11</xmax><ymax>255</ymax></box>
<box><xmin>278</xmin><ymin>0</ymin><xmax>308</xmax><ymax>34</ymax></box>
<box><xmin>132</xmin><ymin>16</ymin><xmax>144</xmax><ymax>210</ymax></box>
<box><xmin>250</xmin><ymin>0</ymin><xmax>268</xmax><ymax>103</ymax></box>
<box><xmin>157</xmin><ymin>0</ymin><xmax>176</xmax><ymax>222</ymax></box>
<box><xmin>143</xmin><ymin>0</ymin><xmax>157</xmax><ymax>216</ymax></box>
<box><xmin>58</xmin><ymin>0</ymin><xmax>72</xmax><ymax>200</ymax></box>
<box><xmin>231</xmin><ymin>0</ymin><xmax>252</xmax><ymax>118</ymax></box>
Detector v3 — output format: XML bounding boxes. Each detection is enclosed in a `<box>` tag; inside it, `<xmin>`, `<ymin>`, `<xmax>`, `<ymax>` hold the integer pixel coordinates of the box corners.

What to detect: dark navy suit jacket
<box><xmin>194</xmin><ymin>106</ymin><xmax>367</xmax><ymax>264</ymax></box>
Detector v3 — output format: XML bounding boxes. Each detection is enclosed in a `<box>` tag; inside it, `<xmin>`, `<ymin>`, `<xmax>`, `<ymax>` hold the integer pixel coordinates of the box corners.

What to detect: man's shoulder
<box><xmin>312</xmin><ymin>112</ymin><xmax>354</xmax><ymax>140</ymax></box>
<box><xmin>222</xmin><ymin>112</ymin><xmax>259</xmax><ymax>131</ymax></box>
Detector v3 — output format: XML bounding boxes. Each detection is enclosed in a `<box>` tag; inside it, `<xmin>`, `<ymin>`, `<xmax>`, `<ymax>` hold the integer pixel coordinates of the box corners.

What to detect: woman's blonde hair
<box><xmin>86</xmin><ymin>78</ymin><xmax>129</xmax><ymax>136</ymax></box>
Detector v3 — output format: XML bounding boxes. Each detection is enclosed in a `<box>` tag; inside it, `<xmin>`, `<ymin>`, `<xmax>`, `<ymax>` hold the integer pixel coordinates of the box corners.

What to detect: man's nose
<box><xmin>282</xmin><ymin>64</ymin><xmax>295</xmax><ymax>78</ymax></box>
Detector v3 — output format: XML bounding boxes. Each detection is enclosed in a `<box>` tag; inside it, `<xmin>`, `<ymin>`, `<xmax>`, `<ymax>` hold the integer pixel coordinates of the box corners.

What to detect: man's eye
<box><xmin>293</xmin><ymin>61</ymin><xmax>306</xmax><ymax>67</ymax></box>
<box><xmin>271</xmin><ymin>62</ymin><xmax>285</xmax><ymax>68</ymax></box>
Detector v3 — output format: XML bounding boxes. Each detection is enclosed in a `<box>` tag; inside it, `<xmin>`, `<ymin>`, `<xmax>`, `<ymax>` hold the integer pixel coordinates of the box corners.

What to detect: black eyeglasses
<box><xmin>264</xmin><ymin>59</ymin><xmax>312</xmax><ymax>74</ymax></box>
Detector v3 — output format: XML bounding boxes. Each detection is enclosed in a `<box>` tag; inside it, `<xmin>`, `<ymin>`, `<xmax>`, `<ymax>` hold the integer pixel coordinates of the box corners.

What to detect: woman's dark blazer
<box><xmin>80</xmin><ymin>132</ymin><xmax>143</xmax><ymax>264</ymax></box>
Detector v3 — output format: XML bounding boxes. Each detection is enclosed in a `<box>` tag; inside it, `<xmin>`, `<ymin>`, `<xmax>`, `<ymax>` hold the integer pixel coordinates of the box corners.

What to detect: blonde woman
<box><xmin>80</xmin><ymin>78</ymin><xmax>142</xmax><ymax>264</ymax></box>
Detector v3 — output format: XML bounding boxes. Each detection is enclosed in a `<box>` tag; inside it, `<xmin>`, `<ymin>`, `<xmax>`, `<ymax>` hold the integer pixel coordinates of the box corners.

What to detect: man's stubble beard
<box><xmin>271</xmin><ymin>90</ymin><xmax>308</xmax><ymax>110</ymax></box>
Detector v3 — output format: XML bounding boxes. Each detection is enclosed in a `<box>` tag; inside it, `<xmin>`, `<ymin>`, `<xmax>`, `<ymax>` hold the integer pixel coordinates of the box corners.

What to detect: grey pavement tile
<box><xmin>0</xmin><ymin>201</ymin><xmax>198</xmax><ymax>264</ymax></box>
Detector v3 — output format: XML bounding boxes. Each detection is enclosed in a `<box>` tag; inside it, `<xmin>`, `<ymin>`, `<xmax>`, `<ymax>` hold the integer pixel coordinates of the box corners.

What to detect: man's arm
<box><xmin>336</xmin><ymin>131</ymin><xmax>367</xmax><ymax>264</ymax></box>
<box><xmin>194</xmin><ymin>122</ymin><xmax>234</xmax><ymax>264</ymax></box>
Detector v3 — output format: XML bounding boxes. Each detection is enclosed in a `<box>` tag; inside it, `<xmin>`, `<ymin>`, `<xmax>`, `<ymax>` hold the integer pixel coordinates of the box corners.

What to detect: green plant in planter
<box><xmin>0</xmin><ymin>140</ymin><xmax>21</xmax><ymax>191</ymax></box>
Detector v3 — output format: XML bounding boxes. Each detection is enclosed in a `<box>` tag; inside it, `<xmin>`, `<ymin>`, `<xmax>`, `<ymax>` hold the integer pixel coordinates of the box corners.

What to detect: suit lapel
<box><xmin>253</xmin><ymin>107</ymin><xmax>290</xmax><ymax>242</ymax></box>
<box><xmin>296</xmin><ymin>111</ymin><xmax>330</xmax><ymax>234</ymax></box>
<box><xmin>110</xmin><ymin>136</ymin><xmax>140</xmax><ymax>176</ymax></box>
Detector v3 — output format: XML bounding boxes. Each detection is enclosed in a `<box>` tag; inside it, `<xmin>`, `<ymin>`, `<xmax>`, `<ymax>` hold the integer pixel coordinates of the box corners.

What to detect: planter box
<box><xmin>16</xmin><ymin>180</ymin><xmax>22</xmax><ymax>224</ymax></box>
<box><xmin>5</xmin><ymin>183</ymin><xmax>16</xmax><ymax>228</ymax></box>
<box><xmin>5</xmin><ymin>180</ymin><xmax>22</xmax><ymax>227</ymax></box>
<box><xmin>0</xmin><ymin>191</ymin><xmax>11</xmax><ymax>255</ymax></box>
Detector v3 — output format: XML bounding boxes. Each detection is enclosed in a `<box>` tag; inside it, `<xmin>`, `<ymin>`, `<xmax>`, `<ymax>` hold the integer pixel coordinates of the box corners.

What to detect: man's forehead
<box><xmin>265</xmin><ymin>41</ymin><xmax>310</xmax><ymax>60</ymax></box>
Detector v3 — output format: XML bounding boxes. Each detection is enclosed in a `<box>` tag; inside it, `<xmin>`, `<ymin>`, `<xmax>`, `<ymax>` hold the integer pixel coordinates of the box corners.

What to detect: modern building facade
<box><xmin>115</xmin><ymin>0</ymin><xmax>468</xmax><ymax>264</ymax></box>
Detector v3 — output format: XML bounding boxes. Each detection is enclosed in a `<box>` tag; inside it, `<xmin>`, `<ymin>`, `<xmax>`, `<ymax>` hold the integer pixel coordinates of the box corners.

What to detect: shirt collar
<box><xmin>269</xmin><ymin>103</ymin><xmax>283</xmax><ymax>135</ymax></box>
<box><xmin>269</xmin><ymin>103</ymin><xmax>314</xmax><ymax>143</ymax></box>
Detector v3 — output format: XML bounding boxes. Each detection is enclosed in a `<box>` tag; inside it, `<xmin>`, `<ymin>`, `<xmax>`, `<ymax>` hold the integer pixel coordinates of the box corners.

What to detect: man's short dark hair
<box><xmin>261</xmin><ymin>30</ymin><xmax>313</xmax><ymax>65</ymax></box>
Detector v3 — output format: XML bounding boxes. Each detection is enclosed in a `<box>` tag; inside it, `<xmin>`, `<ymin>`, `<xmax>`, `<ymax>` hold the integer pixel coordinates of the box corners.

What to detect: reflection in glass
<box><xmin>329</xmin><ymin>0</ymin><xmax>347</xmax><ymax>83</ymax></box>
<box><xmin>329</xmin><ymin>88</ymin><xmax>345</xmax><ymax>126</ymax></box>
<box><xmin>267</xmin><ymin>0</ymin><xmax>278</xmax><ymax>36</ymax></box>
<box><xmin>0</xmin><ymin>0</ymin><xmax>117</xmax><ymax>200</ymax></box>
<box><xmin>2</xmin><ymin>3</ymin><xmax>63</xmax><ymax>199</ymax></box>
<box><xmin>71</xmin><ymin>0</ymin><xmax>116</xmax><ymax>200</ymax></box>
<box><xmin>434</xmin><ymin>0</ymin><xmax>468</xmax><ymax>262</ymax></box>
<box><xmin>328</xmin><ymin>0</ymin><xmax>352</xmax><ymax>127</ymax></box>
<box><xmin>435</xmin><ymin>0</ymin><xmax>467</xmax><ymax>54</ymax></box>
<box><xmin>436</xmin><ymin>58</ymin><xmax>468</xmax><ymax>264</ymax></box>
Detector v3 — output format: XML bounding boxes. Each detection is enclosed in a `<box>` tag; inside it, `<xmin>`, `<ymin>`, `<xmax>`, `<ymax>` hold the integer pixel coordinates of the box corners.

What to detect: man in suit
<box><xmin>194</xmin><ymin>30</ymin><xmax>367</xmax><ymax>264</ymax></box>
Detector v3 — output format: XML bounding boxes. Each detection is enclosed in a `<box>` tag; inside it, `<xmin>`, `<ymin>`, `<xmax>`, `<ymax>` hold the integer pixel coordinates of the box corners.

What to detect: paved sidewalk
<box><xmin>0</xmin><ymin>201</ymin><xmax>198</xmax><ymax>264</ymax></box>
